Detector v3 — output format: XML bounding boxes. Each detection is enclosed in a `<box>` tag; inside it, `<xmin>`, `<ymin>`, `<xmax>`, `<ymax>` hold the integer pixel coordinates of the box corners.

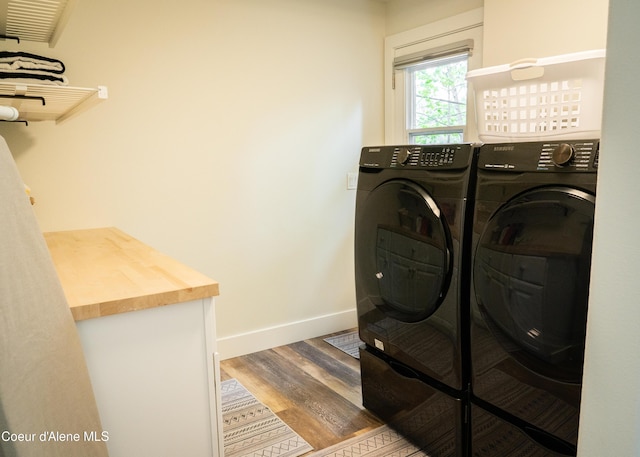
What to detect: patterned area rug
<box><xmin>323</xmin><ymin>331</ymin><xmax>363</xmax><ymax>359</ymax></box>
<box><xmin>222</xmin><ymin>378</ymin><xmax>313</xmax><ymax>457</ymax></box>
<box><xmin>306</xmin><ymin>425</ymin><xmax>429</xmax><ymax>457</ymax></box>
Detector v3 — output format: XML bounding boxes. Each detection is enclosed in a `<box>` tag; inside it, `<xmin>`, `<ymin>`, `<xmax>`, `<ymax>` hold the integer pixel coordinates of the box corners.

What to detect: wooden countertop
<box><xmin>44</xmin><ymin>227</ymin><xmax>219</xmax><ymax>321</ymax></box>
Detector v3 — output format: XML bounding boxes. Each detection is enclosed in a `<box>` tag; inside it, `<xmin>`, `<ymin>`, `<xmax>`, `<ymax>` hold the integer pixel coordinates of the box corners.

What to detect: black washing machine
<box><xmin>355</xmin><ymin>143</ymin><xmax>478</xmax><ymax>456</ymax></box>
<box><xmin>470</xmin><ymin>140</ymin><xmax>599</xmax><ymax>456</ymax></box>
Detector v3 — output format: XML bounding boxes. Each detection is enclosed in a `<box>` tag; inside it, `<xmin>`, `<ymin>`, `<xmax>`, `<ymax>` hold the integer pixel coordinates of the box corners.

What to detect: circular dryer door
<box><xmin>356</xmin><ymin>179</ymin><xmax>452</xmax><ymax>323</ymax></box>
<box><xmin>473</xmin><ymin>186</ymin><xmax>595</xmax><ymax>381</ymax></box>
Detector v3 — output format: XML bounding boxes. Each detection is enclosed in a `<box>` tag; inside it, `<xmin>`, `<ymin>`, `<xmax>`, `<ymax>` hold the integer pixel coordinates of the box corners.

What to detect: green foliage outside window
<box><xmin>408</xmin><ymin>55</ymin><xmax>468</xmax><ymax>144</ymax></box>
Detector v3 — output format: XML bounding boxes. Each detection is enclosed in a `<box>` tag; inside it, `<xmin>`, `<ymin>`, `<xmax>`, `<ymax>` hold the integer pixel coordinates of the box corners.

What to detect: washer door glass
<box><xmin>474</xmin><ymin>186</ymin><xmax>595</xmax><ymax>381</ymax></box>
<box><xmin>357</xmin><ymin>180</ymin><xmax>452</xmax><ymax>323</ymax></box>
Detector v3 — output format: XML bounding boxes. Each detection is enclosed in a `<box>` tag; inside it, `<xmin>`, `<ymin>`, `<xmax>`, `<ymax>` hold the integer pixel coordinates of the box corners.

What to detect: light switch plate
<box><xmin>347</xmin><ymin>172</ymin><xmax>358</xmax><ymax>190</ymax></box>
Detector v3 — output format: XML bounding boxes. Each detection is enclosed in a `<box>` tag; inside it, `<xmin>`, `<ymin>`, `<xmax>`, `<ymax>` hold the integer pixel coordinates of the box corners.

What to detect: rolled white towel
<box><xmin>0</xmin><ymin>105</ymin><xmax>19</xmax><ymax>121</ymax></box>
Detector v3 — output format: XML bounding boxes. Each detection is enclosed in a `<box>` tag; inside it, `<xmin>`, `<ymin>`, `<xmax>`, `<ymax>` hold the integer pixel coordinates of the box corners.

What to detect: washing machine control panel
<box><xmin>539</xmin><ymin>142</ymin><xmax>598</xmax><ymax>170</ymax></box>
<box><xmin>360</xmin><ymin>144</ymin><xmax>473</xmax><ymax>170</ymax></box>
<box><xmin>479</xmin><ymin>140</ymin><xmax>599</xmax><ymax>172</ymax></box>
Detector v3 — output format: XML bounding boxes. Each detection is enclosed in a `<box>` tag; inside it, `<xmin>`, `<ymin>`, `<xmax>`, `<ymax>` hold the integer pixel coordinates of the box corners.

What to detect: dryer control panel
<box><xmin>360</xmin><ymin>144</ymin><xmax>475</xmax><ymax>171</ymax></box>
<box><xmin>479</xmin><ymin>140</ymin><xmax>599</xmax><ymax>172</ymax></box>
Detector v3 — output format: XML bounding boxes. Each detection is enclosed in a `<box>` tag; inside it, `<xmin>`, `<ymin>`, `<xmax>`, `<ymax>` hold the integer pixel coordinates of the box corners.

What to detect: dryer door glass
<box><xmin>473</xmin><ymin>186</ymin><xmax>595</xmax><ymax>381</ymax></box>
<box><xmin>357</xmin><ymin>179</ymin><xmax>452</xmax><ymax>323</ymax></box>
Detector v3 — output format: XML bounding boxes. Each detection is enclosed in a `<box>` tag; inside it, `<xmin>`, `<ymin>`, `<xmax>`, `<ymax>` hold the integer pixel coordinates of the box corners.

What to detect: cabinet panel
<box><xmin>76</xmin><ymin>298</ymin><xmax>222</xmax><ymax>457</ymax></box>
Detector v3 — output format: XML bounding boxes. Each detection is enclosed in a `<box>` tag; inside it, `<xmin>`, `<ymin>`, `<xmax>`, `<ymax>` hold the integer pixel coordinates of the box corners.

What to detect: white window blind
<box><xmin>393</xmin><ymin>39</ymin><xmax>474</xmax><ymax>71</ymax></box>
<box><xmin>384</xmin><ymin>8</ymin><xmax>484</xmax><ymax>144</ymax></box>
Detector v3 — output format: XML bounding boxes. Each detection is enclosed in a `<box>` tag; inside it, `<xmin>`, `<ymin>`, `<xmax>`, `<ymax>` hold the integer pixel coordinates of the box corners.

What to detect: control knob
<box><xmin>552</xmin><ymin>143</ymin><xmax>575</xmax><ymax>167</ymax></box>
<box><xmin>396</xmin><ymin>148</ymin><xmax>411</xmax><ymax>165</ymax></box>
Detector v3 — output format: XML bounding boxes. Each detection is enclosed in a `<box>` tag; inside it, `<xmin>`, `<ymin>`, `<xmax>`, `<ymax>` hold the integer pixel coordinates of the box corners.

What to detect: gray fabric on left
<box><xmin>0</xmin><ymin>136</ymin><xmax>109</xmax><ymax>457</ymax></box>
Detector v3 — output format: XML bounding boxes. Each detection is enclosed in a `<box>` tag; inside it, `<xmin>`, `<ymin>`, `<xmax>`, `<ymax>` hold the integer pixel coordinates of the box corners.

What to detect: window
<box><xmin>385</xmin><ymin>9</ymin><xmax>484</xmax><ymax>144</ymax></box>
<box><xmin>406</xmin><ymin>53</ymin><xmax>468</xmax><ymax>145</ymax></box>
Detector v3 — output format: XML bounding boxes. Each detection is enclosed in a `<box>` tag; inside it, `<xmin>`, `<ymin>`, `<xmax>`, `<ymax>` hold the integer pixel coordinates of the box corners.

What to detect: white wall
<box><xmin>0</xmin><ymin>0</ymin><xmax>386</xmax><ymax>358</ymax></box>
<box><xmin>483</xmin><ymin>0</ymin><xmax>609</xmax><ymax>66</ymax></box>
<box><xmin>578</xmin><ymin>0</ymin><xmax>640</xmax><ymax>454</ymax></box>
<box><xmin>385</xmin><ymin>0</ymin><xmax>483</xmax><ymax>36</ymax></box>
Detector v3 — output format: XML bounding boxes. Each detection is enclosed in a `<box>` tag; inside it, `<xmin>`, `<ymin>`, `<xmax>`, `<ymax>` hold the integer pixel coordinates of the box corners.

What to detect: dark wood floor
<box><xmin>219</xmin><ymin>328</ymin><xmax>383</xmax><ymax>454</ymax></box>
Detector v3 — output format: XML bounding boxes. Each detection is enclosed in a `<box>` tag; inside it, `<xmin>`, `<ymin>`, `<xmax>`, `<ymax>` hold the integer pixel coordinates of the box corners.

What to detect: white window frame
<box><xmin>384</xmin><ymin>8</ymin><xmax>484</xmax><ymax>145</ymax></box>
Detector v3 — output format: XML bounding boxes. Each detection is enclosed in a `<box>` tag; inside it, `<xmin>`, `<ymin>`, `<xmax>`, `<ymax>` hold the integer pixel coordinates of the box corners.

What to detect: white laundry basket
<box><xmin>467</xmin><ymin>49</ymin><xmax>606</xmax><ymax>142</ymax></box>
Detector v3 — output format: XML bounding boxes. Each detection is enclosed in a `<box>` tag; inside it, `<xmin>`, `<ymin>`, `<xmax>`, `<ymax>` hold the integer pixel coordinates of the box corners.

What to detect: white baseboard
<box><xmin>216</xmin><ymin>308</ymin><xmax>357</xmax><ymax>360</ymax></box>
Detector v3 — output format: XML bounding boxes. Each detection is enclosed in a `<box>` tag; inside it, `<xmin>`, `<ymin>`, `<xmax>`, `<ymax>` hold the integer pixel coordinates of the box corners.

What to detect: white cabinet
<box><xmin>44</xmin><ymin>228</ymin><xmax>223</xmax><ymax>457</ymax></box>
<box><xmin>75</xmin><ymin>298</ymin><xmax>224</xmax><ymax>457</ymax></box>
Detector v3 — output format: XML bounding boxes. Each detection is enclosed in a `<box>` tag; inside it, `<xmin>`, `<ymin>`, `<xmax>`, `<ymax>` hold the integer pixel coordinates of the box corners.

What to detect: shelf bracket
<box><xmin>0</xmin><ymin>119</ymin><xmax>28</xmax><ymax>126</ymax></box>
<box><xmin>0</xmin><ymin>34</ymin><xmax>20</xmax><ymax>44</ymax></box>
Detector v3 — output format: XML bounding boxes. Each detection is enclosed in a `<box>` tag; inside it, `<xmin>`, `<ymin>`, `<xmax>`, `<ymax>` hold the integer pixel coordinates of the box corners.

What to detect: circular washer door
<box><xmin>473</xmin><ymin>186</ymin><xmax>595</xmax><ymax>381</ymax></box>
<box><xmin>356</xmin><ymin>179</ymin><xmax>452</xmax><ymax>323</ymax></box>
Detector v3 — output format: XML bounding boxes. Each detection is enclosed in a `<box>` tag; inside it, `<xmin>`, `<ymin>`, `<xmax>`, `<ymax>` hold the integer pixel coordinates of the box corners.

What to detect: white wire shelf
<box><xmin>0</xmin><ymin>82</ymin><xmax>108</xmax><ymax>124</ymax></box>
<box><xmin>1</xmin><ymin>0</ymin><xmax>77</xmax><ymax>47</ymax></box>
<box><xmin>1</xmin><ymin>1</ymin><xmax>108</xmax><ymax>124</ymax></box>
